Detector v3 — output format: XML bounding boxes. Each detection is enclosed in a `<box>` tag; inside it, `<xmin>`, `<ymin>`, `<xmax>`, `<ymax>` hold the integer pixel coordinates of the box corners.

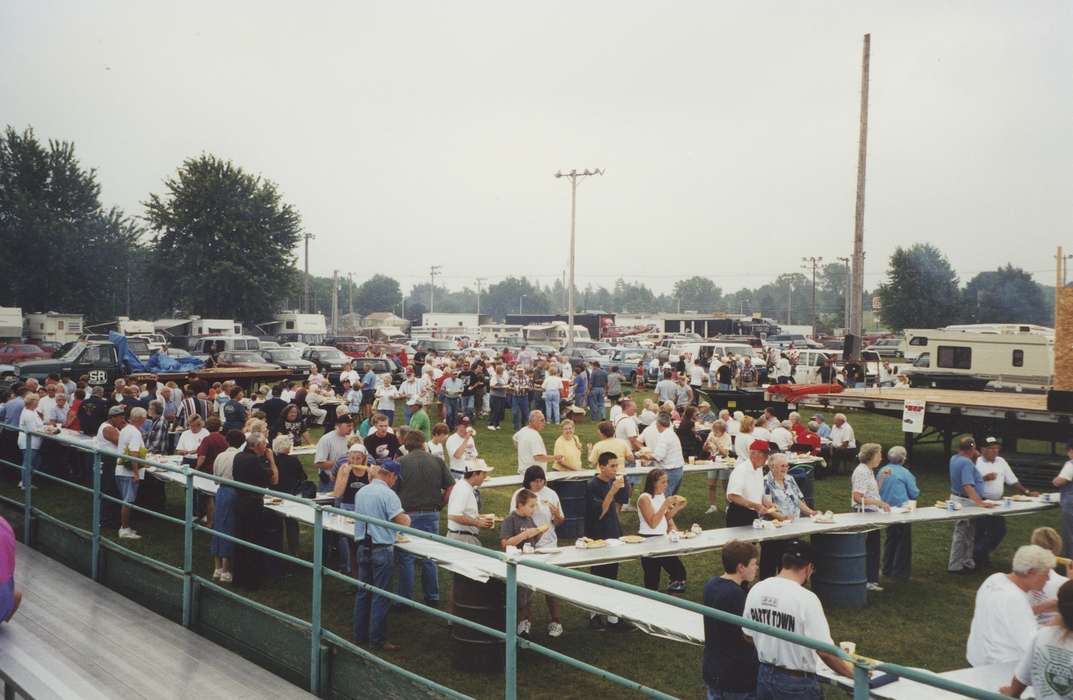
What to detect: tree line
<box><xmin>0</xmin><ymin>125</ymin><xmax>1055</xmax><ymax>332</ymax></box>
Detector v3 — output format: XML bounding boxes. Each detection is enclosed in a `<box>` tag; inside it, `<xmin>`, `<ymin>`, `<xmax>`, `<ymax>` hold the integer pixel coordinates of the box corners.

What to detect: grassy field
<box><xmin>3</xmin><ymin>392</ymin><xmax>1066</xmax><ymax>699</ymax></box>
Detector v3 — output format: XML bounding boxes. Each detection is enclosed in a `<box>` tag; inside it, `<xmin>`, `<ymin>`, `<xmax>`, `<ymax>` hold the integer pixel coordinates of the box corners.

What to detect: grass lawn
<box><xmin>5</xmin><ymin>392</ymin><xmax>1067</xmax><ymax>699</ymax></box>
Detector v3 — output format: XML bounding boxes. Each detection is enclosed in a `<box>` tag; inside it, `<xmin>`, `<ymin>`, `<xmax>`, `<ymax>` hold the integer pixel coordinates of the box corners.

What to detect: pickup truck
<box><xmin>1</xmin><ymin>340</ymin><xmax>292</xmax><ymax>390</ymax></box>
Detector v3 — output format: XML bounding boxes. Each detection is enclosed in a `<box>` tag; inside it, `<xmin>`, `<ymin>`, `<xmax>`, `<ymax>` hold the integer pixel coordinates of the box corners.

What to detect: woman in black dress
<box><xmin>231</xmin><ymin>434</ymin><xmax>278</xmax><ymax>589</ymax></box>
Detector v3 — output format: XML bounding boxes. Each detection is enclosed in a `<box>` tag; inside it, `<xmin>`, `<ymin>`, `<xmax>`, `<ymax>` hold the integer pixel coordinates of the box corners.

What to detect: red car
<box><xmin>0</xmin><ymin>343</ymin><xmax>52</xmax><ymax>363</ymax></box>
<box><xmin>215</xmin><ymin>351</ymin><xmax>282</xmax><ymax>370</ymax></box>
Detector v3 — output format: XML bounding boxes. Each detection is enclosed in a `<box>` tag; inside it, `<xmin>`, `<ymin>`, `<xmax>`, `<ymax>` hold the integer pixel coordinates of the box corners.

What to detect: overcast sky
<box><xmin>3</xmin><ymin>1</ymin><xmax>1070</xmax><ymax>295</ymax></box>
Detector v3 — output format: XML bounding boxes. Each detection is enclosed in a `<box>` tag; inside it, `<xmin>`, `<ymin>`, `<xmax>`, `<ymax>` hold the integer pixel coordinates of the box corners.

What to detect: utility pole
<box><xmin>303</xmin><ymin>231</ymin><xmax>315</xmax><ymax>313</ymax></box>
<box><xmin>786</xmin><ymin>284</ymin><xmax>792</xmax><ymax>325</ymax></box>
<box><xmin>475</xmin><ymin>277</ymin><xmax>485</xmax><ymax>317</ymax></box>
<box><xmin>429</xmin><ymin>265</ymin><xmax>441</xmax><ymax>314</ymax></box>
<box><xmin>347</xmin><ymin>273</ymin><xmax>354</xmax><ymax>315</ymax></box>
<box><xmin>836</xmin><ymin>256</ymin><xmax>851</xmax><ymax>332</ymax></box>
<box><xmin>519</xmin><ymin>294</ymin><xmax>526</xmax><ymax>315</ymax></box>
<box><xmin>330</xmin><ymin>270</ymin><xmax>339</xmax><ymax>335</ymax></box>
<box><xmin>847</xmin><ymin>33</ymin><xmax>871</xmax><ymax>358</ymax></box>
<box><xmin>802</xmin><ymin>256</ymin><xmax>823</xmax><ymax>339</ymax></box>
<box><xmin>555</xmin><ymin>168</ymin><xmax>604</xmax><ymax>351</ymax></box>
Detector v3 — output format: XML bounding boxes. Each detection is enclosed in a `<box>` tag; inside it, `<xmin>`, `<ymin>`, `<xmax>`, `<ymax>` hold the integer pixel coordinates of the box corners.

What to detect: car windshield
<box><xmin>59</xmin><ymin>343</ymin><xmax>86</xmax><ymax>361</ymax></box>
<box><xmin>227</xmin><ymin>352</ymin><xmax>262</xmax><ymax>362</ymax></box>
<box><xmin>269</xmin><ymin>350</ymin><xmax>301</xmax><ymax>361</ymax></box>
<box><xmin>319</xmin><ymin>349</ymin><xmax>347</xmax><ymax>360</ymax></box>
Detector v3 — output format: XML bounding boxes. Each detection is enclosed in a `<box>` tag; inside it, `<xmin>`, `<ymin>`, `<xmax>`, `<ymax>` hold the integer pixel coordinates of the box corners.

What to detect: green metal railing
<box><xmin>0</xmin><ymin>424</ymin><xmax>1009</xmax><ymax>700</ymax></box>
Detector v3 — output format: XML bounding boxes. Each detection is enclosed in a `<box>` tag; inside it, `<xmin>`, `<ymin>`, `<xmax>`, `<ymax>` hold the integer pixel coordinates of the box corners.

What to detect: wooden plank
<box><xmin>837</xmin><ymin>387</ymin><xmax>1048</xmax><ymax>413</ymax></box>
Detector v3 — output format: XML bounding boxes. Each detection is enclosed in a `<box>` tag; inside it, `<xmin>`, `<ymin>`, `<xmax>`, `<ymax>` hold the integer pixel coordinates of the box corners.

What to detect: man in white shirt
<box><xmin>396</xmin><ymin>368</ymin><xmax>423</xmax><ymax>423</ymax></box>
<box><xmin>445</xmin><ymin>417</ymin><xmax>479</xmax><ymax>479</ymax></box>
<box><xmin>770</xmin><ymin>420</ymin><xmax>794</xmax><ymax>452</ymax></box>
<box><xmin>653</xmin><ymin>413</ymin><xmax>685</xmax><ymax>495</ymax></box>
<box><xmin>726</xmin><ymin>439</ymin><xmax>772</xmax><ymax>528</ymax></box>
<box><xmin>743</xmin><ymin>539</ymin><xmax>853</xmax><ymax>696</ymax></box>
<box><xmin>966</xmin><ymin>545</ymin><xmax>1054</xmax><ymax>667</ymax></box>
<box><xmin>826</xmin><ymin>413</ymin><xmax>856</xmax><ymax>473</ymax></box>
<box><xmin>774</xmin><ymin>355</ymin><xmax>792</xmax><ymax>383</ymax></box>
<box><xmin>116</xmin><ymin>407</ymin><xmax>148</xmax><ymax>540</ymax></box>
<box><xmin>973</xmin><ymin>437</ymin><xmax>1038</xmax><ymax>568</ymax></box>
<box><xmin>724</xmin><ymin>410</ymin><xmax>741</xmax><ymax>436</ymax></box>
<box><xmin>446</xmin><ymin>464</ymin><xmax>495</xmax><ymax>545</ymax></box>
<box><xmin>655</xmin><ymin>370</ymin><xmax>678</xmax><ymax>403</ymax></box>
<box><xmin>339</xmin><ymin>362</ymin><xmax>360</xmax><ymax>389</ymax></box>
<box><xmin>614</xmin><ymin>400</ymin><xmax>643</xmax><ymax>455</ymax></box>
<box><xmin>513</xmin><ymin>410</ymin><xmax>562</xmax><ymax>474</ymax></box>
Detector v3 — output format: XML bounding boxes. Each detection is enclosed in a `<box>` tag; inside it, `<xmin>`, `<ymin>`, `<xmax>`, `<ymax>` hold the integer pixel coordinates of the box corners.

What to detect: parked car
<box><xmin>301</xmin><ymin>346</ymin><xmax>351</xmax><ymax>373</ymax></box>
<box><xmin>564</xmin><ymin>347</ymin><xmax>604</xmax><ymax>371</ymax></box>
<box><xmin>165</xmin><ymin>348</ymin><xmax>192</xmax><ymax>359</ymax></box>
<box><xmin>36</xmin><ymin>341</ymin><xmax>64</xmax><ymax>357</ymax></box>
<box><xmin>258</xmin><ymin>340</ymin><xmax>282</xmax><ymax>350</ymax></box>
<box><xmin>0</xmin><ymin>343</ymin><xmax>52</xmax><ymax>363</ymax></box>
<box><xmin>215</xmin><ymin>351</ymin><xmax>282</xmax><ymax>370</ymax></box>
<box><xmin>864</xmin><ymin>337</ymin><xmax>903</xmax><ymax>358</ymax></box>
<box><xmin>260</xmin><ymin>348</ymin><xmax>315</xmax><ymax>375</ymax></box>
<box><xmin>606</xmin><ymin>347</ymin><xmax>651</xmax><ymax>383</ymax></box>
<box><xmin>412</xmin><ymin>338</ymin><xmax>457</xmax><ymax>354</ymax></box>
<box><xmin>362</xmin><ymin>357</ymin><xmax>406</xmax><ymax>386</ymax></box>
<box><xmin>766</xmin><ymin>334</ymin><xmax>824</xmax><ymax>350</ymax></box>
<box><xmin>526</xmin><ymin>344</ymin><xmax>559</xmax><ymax>356</ymax></box>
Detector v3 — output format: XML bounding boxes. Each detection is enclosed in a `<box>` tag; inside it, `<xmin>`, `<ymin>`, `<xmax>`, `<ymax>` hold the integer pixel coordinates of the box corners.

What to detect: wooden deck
<box><xmin>838</xmin><ymin>387</ymin><xmax>1049</xmax><ymax>413</ymax></box>
<box><xmin>1</xmin><ymin>544</ymin><xmax>311</xmax><ymax>699</ymax></box>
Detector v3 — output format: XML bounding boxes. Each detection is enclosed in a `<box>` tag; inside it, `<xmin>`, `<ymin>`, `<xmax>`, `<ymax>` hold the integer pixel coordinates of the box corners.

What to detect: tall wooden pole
<box><xmin>1057</xmin><ymin>246</ymin><xmax>1064</xmax><ymax>325</ymax></box>
<box><xmin>848</xmin><ymin>33</ymin><xmax>870</xmax><ymax>356</ymax></box>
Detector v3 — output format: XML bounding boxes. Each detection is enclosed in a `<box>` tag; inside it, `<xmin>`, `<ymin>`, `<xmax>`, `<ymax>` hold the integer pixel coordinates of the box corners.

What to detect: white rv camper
<box><xmin>902</xmin><ymin>325</ymin><xmax>1053</xmax><ymax>390</ymax></box>
<box><xmin>24</xmin><ymin>312</ymin><xmax>84</xmax><ymax>344</ymax></box>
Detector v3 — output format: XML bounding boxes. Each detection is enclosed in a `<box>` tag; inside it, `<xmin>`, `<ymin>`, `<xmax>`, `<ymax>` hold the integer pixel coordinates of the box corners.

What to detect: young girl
<box><xmin>637</xmin><ymin>468</ymin><xmax>688</xmax><ymax>593</ymax></box>
<box><xmin>500</xmin><ymin>489</ymin><xmax>546</xmax><ymax>637</ymax></box>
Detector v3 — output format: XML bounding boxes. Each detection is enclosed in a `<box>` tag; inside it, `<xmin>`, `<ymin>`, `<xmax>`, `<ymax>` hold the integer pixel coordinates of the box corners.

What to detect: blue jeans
<box><xmin>397</xmin><ymin>512</ymin><xmax>440</xmax><ymax>603</ymax></box>
<box><xmin>461</xmin><ymin>395</ymin><xmax>475</xmax><ymax>421</ymax></box>
<box><xmin>544</xmin><ymin>391</ymin><xmax>561</xmax><ymax>423</ymax></box>
<box><xmin>664</xmin><ymin>467</ymin><xmax>683</xmax><ymax>497</ymax></box>
<box><xmin>379</xmin><ymin>409</ymin><xmax>394</xmax><ymax>426</ymax></box>
<box><xmin>21</xmin><ymin>447</ymin><xmax>41</xmax><ymax>488</ymax></box>
<box><xmin>443</xmin><ymin>397</ymin><xmax>461</xmax><ymax>429</ymax></box>
<box><xmin>403</xmin><ymin>405</ymin><xmax>414</xmax><ymax>423</ymax></box>
<box><xmin>511</xmin><ymin>395</ymin><xmax>530</xmax><ymax>431</ymax></box>
<box><xmin>708</xmin><ymin>687</ymin><xmax>756</xmax><ymax>700</ymax></box>
<box><xmin>756</xmin><ymin>664</ymin><xmax>820</xmax><ymax>700</ymax></box>
<box><xmin>353</xmin><ymin>545</ymin><xmax>395</xmax><ymax>647</ymax></box>
<box><xmin>489</xmin><ymin>395</ymin><xmax>507</xmax><ymax>427</ymax></box>
<box><xmin>718</xmin><ymin>382</ymin><xmax>731</xmax><ymax>391</ymax></box>
<box><xmin>589</xmin><ymin>387</ymin><xmax>605</xmax><ymax>421</ymax></box>
<box><xmin>974</xmin><ymin>515</ymin><xmax>1007</xmax><ymax>567</ymax></box>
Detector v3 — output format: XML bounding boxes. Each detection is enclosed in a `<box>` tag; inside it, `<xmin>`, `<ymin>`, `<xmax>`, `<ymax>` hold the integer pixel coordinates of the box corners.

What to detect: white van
<box><xmin>674</xmin><ymin>342</ymin><xmax>756</xmax><ymax>369</ymax></box>
<box><xmin>191</xmin><ymin>335</ymin><xmax>262</xmax><ymax>357</ymax></box>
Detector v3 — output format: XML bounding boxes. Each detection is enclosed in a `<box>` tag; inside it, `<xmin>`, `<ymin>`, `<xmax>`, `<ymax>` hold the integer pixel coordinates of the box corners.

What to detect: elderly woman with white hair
<box><xmin>760</xmin><ymin>453</ymin><xmax>817</xmax><ymax>578</ymax></box>
<box><xmin>851</xmin><ymin>442</ymin><xmax>890</xmax><ymax>592</ymax></box>
<box><xmin>967</xmin><ymin>544</ymin><xmax>1056</xmax><ymax>667</ymax></box>
<box><xmin>877</xmin><ymin>446</ymin><xmax>920</xmax><ymax>580</ymax></box>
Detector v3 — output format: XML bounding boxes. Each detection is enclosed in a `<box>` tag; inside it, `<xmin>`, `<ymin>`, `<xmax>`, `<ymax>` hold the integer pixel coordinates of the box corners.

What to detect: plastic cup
<box><xmin>840</xmin><ymin>641</ymin><xmax>857</xmax><ymax>655</ymax></box>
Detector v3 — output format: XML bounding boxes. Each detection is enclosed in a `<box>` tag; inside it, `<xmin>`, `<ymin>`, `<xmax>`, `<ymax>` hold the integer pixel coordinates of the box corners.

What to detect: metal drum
<box><xmin>811</xmin><ymin>531</ymin><xmax>868</xmax><ymax>608</ymax></box>
<box><xmin>450</xmin><ymin>574</ymin><xmax>505</xmax><ymax>672</ymax></box>
<box><xmin>548</xmin><ymin>480</ymin><xmax>586</xmax><ymax>540</ymax></box>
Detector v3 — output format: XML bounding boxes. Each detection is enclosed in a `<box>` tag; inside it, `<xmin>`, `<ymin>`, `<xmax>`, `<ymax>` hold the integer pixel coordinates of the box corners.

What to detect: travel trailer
<box><xmin>902</xmin><ymin>325</ymin><xmax>1054</xmax><ymax>390</ymax></box>
<box><xmin>272</xmin><ymin>312</ymin><xmax>327</xmax><ymax>345</ymax></box>
<box><xmin>0</xmin><ymin>307</ymin><xmax>23</xmax><ymax>340</ymax></box>
<box><xmin>522</xmin><ymin>322</ymin><xmax>591</xmax><ymax>349</ymax></box>
<box><xmin>24</xmin><ymin>311</ymin><xmax>84</xmax><ymax>344</ymax></box>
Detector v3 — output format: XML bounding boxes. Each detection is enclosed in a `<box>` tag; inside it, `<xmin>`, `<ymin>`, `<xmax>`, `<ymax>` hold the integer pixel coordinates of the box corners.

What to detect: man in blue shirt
<box><xmin>588</xmin><ymin>361</ymin><xmax>608</xmax><ymax>421</ymax></box>
<box><xmin>572</xmin><ymin>366</ymin><xmax>588</xmax><ymax>417</ymax></box>
<box><xmin>703</xmin><ymin>540</ymin><xmax>760</xmax><ymax>699</ymax></box>
<box><xmin>353</xmin><ymin>460</ymin><xmax>411</xmax><ymax>650</ymax></box>
<box><xmin>947</xmin><ymin>437</ymin><xmax>995</xmax><ymax>574</ymax></box>
<box><xmin>877</xmin><ymin>446</ymin><xmax>920</xmax><ymax>580</ymax></box>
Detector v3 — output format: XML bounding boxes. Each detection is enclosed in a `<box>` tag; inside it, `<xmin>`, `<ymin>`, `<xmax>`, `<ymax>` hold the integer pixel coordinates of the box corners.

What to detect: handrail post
<box><xmin>181</xmin><ymin>468</ymin><xmax>195</xmax><ymax>628</ymax></box>
<box><xmin>91</xmin><ymin>452</ymin><xmax>102</xmax><ymax>581</ymax></box>
<box><xmin>505</xmin><ymin>558</ymin><xmax>517</xmax><ymax>700</ymax></box>
<box><xmin>309</xmin><ymin>507</ymin><xmax>324</xmax><ymax>694</ymax></box>
<box><xmin>852</xmin><ymin>662</ymin><xmax>870</xmax><ymax>700</ymax></box>
<box><xmin>21</xmin><ymin>439</ymin><xmax>32</xmax><ymax>545</ymax></box>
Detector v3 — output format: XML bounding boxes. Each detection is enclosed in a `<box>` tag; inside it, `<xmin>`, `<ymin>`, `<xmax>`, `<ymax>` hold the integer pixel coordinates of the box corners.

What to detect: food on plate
<box><xmin>536</xmin><ymin>523</ymin><xmax>550</xmax><ymax>533</ymax></box>
<box><xmin>690</xmin><ymin>523</ymin><xmax>703</xmax><ymax>534</ymax></box>
<box><xmin>620</xmin><ymin>535</ymin><xmax>645</xmax><ymax>544</ymax></box>
<box><xmin>265</xmin><ymin>497</ymin><xmax>283</xmax><ymax>505</ymax></box>
<box><xmin>1009</xmin><ymin>494</ymin><xmax>1031</xmax><ymax>502</ymax></box>
<box><xmin>578</xmin><ymin>537</ymin><xmax>608</xmax><ymax>549</ymax></box>
<box><xmin>811</xmin><ymin>510</ymin><xmax>835</xmax><ymax>524</ymax></box>
<box><xmin>395</xmin><ymin>534</ymin><xmax>410</xmax><ymax>543</ymax></box>
<box><xmin>679</xmin><ymin>530</ymin><xmax>697</xmax><ymax>539</ymax></box>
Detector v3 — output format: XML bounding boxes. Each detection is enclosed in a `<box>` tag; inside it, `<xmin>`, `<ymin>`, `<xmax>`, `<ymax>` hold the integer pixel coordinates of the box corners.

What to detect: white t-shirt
<box><xmin>688</xmin><ymin>364</ymin><xmax>706</xmax><ymax>386</ymax></box>
<box><xmin>641</xmin><ymin>422</ymin><xmax>661</xmax><ymax>448</ymax></box>
<box><xmin>975</xmin><ymin>456</ymin><xmax>1019</xmax><ymax>501</ymax></box>
<box><xmin>775</xmin><ymin>357</ymin><xmax>792</xmax><ymax>377</ymax></box>
<box><xmin>615</xmin><ymin>415</ymin><xmax>640</xmax><ymax>444</ymax></box>
<box><xmin>514</xmin><ymin>426</ymin><xmax>547</xmax><ymax>474</ymax></box>
<box><xmin>339</xmin><ymin>370</ymin><xmax>360</xmax><ymax>387</ymax></box>
<box><xmin>445</xmin><ymin>433</ymin><xmax>477</xmax><ymax>473</ymax></box>
<box><xmin>637</xmin><ymin>492</ymin><xmax>668</xmax><ymax>535</ymax></box>
<box><xmin>733</xmin><ymin>432</ymin><xmax>757</xmax><ymax>459</ymax></box>
<box><xmin>851</xmin><ymin>464</ymin><xmax>881</xmax><ymax>511</ymax></box>
<box><xmin>608</xmin><ymin>404</ymin><xmax>623</xmax><ymax>425</ymax></box>
<box><xmin>541</xmin><ymin>375</ymin><xmax>562</xmax><ymax>393</ymax></box>
<box><xmin>94</xmin><ymin>420</ymin><xmax>117</xmax><ymax>452</ymax></box>
<box><xmin>447</xmin><ymin>478</ymin><xmax>480</xmax><ymax>535</ymax></box>
<box><xmin>115</xmin><ymin>423</ymin><xmax>145</xmax><ymax>478</ymax></box>
<box><xmin>376</xmin><ymin>384</ymin><xmax>398</xmax><ymax>412</ymax></box>
<box><xmin>753</xmin><ymin>426</ymin><xmax>771</xmax><ymax>442</ymax></box>
<box><xmin>654</xmin><ymin>428</ymin><xmax>684</xmax><ymax>470</ymax></box>
<box><xmin>1059</xmin><ymin>459</ymin><xmax>1073</xmax><ymax>482</ymax></box>
<box><xmin>175</xmin><ymin>428</ymin><xmax>208</xmax><ymax>454</ymax></box>
<box><xmin>510</xmin><ymin>486</ymin><xmax>561</xmax><ymax>548</ymax></box>
<box><xmin>828</xmin><ymin>422</ymin><xmax>856</xmax><ymax>449</ymax></box>
<box><xmin>725</xmin><ymin>418</ymin><xmax>741</xmax><ymax>436</ymax></box>
<box><xmin>770</xmin><ymin>426</ymin><xmax>794</xmax><ymax>451</ymax></box>
<box><xmin>727</xmin><ymin>461</ymin><xmax>765</xmax><ymax>505</ymax></box>
<box><xmin>743</xmin><ymin>576</ymin><xmax>834</xmax><ymax>673</ymax></box>
<box><xmin>966</xmin><ymin>573</ymin><xmax>1039</xmax><ymax>667</ymax></box>
<box><xmin>17</xmin><ymin>408</ymin><xmax>44</xmax><ymax>451</ymax></box>
<box><xmin>1014</xmin><ymin>625</ymin><xmax>1073</xmax><ymax>699</ymax></box>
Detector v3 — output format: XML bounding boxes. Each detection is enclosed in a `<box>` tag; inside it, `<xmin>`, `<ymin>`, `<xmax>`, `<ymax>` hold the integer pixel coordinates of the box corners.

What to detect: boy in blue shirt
<box><xmin>877</xmin><ymin>446</ymin><xmax>920</xmax><ymax>579</ymax></box>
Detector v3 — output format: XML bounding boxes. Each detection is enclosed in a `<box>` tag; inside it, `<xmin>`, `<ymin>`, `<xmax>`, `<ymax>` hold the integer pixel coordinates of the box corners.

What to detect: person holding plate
<box><xmin>850</xmin><ymin>443</ymin><xmax>889</xmax><ymax>592</ymax></box>
<box><xmin>637</xmin><ymin>468</ymin><xmax>689</xmax><ymax>593</ymax></box>
<box><xmin>510</xmin><ymin>466</ymin><xmax>565</xmax><ymax>637</ymax></box>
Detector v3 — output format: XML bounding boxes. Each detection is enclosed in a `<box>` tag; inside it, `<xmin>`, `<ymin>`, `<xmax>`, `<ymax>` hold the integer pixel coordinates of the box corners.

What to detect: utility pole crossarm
<box><xmin>555</xmin><ymin>167</ymin><xmax>604</xmax><ymax>351</ymax></box>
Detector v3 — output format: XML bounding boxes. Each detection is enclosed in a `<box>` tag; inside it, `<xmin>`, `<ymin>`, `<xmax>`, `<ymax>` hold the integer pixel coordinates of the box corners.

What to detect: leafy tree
<box><xmin>961</xmin><ymin>265</ymin><xmax>1049</xmax><ymax>325</ymax></box>
<box><xmin>613</xmin><ymin>278</ymin><xmax>658</xmax><ymax>313</ymax></box>
<box><xmin>144</xmin><ymin>155</ymin><xmax>302</xmax><ymax>323</ymax></box>
<box><xmin>354</xmin><ymin>274</ymin><xmax>402</xmax><ymax>315</ymax></box>
<box><xmin>484</xmin><ymin>277</ymin><xmax>549</xmax><ymax>320</ymax></box>
<box><xmin>0</xmin><ymin>126</ymin><xmax>147</xmax><ymax>321</ymax></box>
<box><xmin>875</xmin><ymin>244</ymin><xmax>960</xmax><ymax>331</ymax></box>
<box><xmin>673</xmin><ymin>276</ymin><xmax>723</xmax><ymax>312</ymax></box>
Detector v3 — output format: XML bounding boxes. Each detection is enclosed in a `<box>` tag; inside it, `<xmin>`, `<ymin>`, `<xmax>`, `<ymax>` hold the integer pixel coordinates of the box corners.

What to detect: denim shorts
<box><xmin>116</xmin><ymin>476</ymin><xmax>139</xmax><ymax>503</ymax></box>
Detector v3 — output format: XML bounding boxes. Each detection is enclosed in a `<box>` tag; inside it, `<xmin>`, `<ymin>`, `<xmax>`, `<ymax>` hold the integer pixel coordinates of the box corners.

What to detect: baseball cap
<box><xmin>348</xmin><ymin>443</ymin><xmax>367</xmax><ymax>454</ymax></box>
<box><xmin>380</xmin><ymin>460</ymin><xmax>403</xmax><ymax>478</ymax></box>
<box><xmin>811</xmin><ymin>413</ymin><xmax>825</xmax><ymax>421</ymax></box>
<box><xmin>982</xmin><ymin>436</ymin><xmax>1001</xmax><ymax>447</ymax></box>
<box><xmin>108</xmin><ymin>406</ymin><xmax>126</xmax><ymax>417</ymax></box>
<box><xmin>459</xmin><ymin>416</ymin><xmax>471</xmax><ymax>425</ymax></box>
<box><xmin>782</xmin><ymin>539</ymin><xmax>816</xmax><ymax>567</ymax></box>
<box><xmin>958</xmin><ymin>437</ymin><xmax>976</xmax><ymax>451</ymax></box>
<box><xmin>464</xmin><ymin>461</ymin><xmax>494</xmax><ymax>474</ymax></box>
<box><xmin>749</xmin><ymin>439</ymin><xmax>772</xmax><ymax>453</ymax></box>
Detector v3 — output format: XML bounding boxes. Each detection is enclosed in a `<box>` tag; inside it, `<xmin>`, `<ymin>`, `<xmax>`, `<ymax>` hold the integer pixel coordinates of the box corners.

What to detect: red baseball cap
<box><xmin>749</xmin><ymin>439</ymin><xmax>772</xmax><ymax>453</ymax></box>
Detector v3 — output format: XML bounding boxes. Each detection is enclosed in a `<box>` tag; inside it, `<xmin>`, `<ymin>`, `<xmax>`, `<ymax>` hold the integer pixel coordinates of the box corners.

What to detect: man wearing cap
<box><xmin>440</xmin><ymin>369</ymin><xmax>464</xmax><ymax>430</ymax></box>
<box><xmin>315</xmin><ymin>415</ymin><xmax>353</xmax><ymax>487</ymax></box>
<box><xmin>726</xmin><ymin>440</ymin><xmax>774</xmax><ymax>528</ymax></box>
<box><xmin>973</xmin><ymin>437</ymin><xmax>1039</xmax><ymax>569</ymax></box>
<box><xmin>743</xmin><ymin>540</ymin><xmax>853</xmax><ymax>697</ymax></box>
<box><xmin>446</xmin><ymin>463</ymin><xmax>495</xmax><ymax>545</ymax></box>
<box><xmin>396</xmin><ymin>430</ymin><xmax>455</xmax><ymax>607</ymax></box>
<box><xmin>115</xmin><ymin>406</ymin><xmax>148</xmax><ymax>540</ymax></box>
<box><xmin>353</xmin><ymin>459</ymin><xmax>410</xmax><ymax>651</ymax></box>
<box><xmin>445</xmin><ymin>417</ymin><xmax>478</xmax><ymax>480</ymax></box>
<box><xmin>95</xmin><ymin>405</ymin><xmax>128</xmax><ymax>531</ymax></box>
<box><xmin>811</xmin><ymin>414</ymin><xmax>831</xmax><ymax>439</ymax></box>
<box><xmin>948</xmin><ymin>437</ymin><xmax>996</xmax><ymax>574</ymax></box>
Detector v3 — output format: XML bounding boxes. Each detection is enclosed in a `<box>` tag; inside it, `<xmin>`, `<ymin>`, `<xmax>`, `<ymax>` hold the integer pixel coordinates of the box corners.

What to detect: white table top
<box><xmin>819</xmin><ymin>660</ymin><xmax>1028</xmax><ymax>699</ymax></box>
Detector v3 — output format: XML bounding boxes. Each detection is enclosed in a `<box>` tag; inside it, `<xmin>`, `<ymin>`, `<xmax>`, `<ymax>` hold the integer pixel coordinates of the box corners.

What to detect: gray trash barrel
<box><xmin>811</xmin><ymin>531</ymin><xmax>868</xmax><ymax>608</ymax></box>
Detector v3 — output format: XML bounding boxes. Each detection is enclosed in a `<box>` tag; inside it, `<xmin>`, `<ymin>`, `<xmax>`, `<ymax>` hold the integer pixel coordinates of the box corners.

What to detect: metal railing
<box><xmin>0</xmin><ymin>424</ymin><xmax>1009</xmax><ymax>700</ymax></box>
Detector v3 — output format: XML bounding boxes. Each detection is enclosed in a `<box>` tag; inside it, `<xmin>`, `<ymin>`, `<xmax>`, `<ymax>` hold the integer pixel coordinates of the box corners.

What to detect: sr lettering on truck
<box><xmin>749</xmin><ymin>606</ymin><xmax>797</xmax><ymax>632</ymax></box>
<box><xmin>87</xmin><ymin>370</ymin><xmax>108</xmax><ymax>385</ymax></box>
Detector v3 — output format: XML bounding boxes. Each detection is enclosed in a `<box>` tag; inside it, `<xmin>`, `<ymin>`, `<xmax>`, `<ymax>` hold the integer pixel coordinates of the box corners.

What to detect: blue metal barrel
<box><xmin>549</xmin><ymin>479</ymin><xmax>587</xmax><ymax>540</ymax></box>
<box><xmin>811</xmin><ymin>531</ymin><xmax>868</xmax><ymax>608</ymax></box>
